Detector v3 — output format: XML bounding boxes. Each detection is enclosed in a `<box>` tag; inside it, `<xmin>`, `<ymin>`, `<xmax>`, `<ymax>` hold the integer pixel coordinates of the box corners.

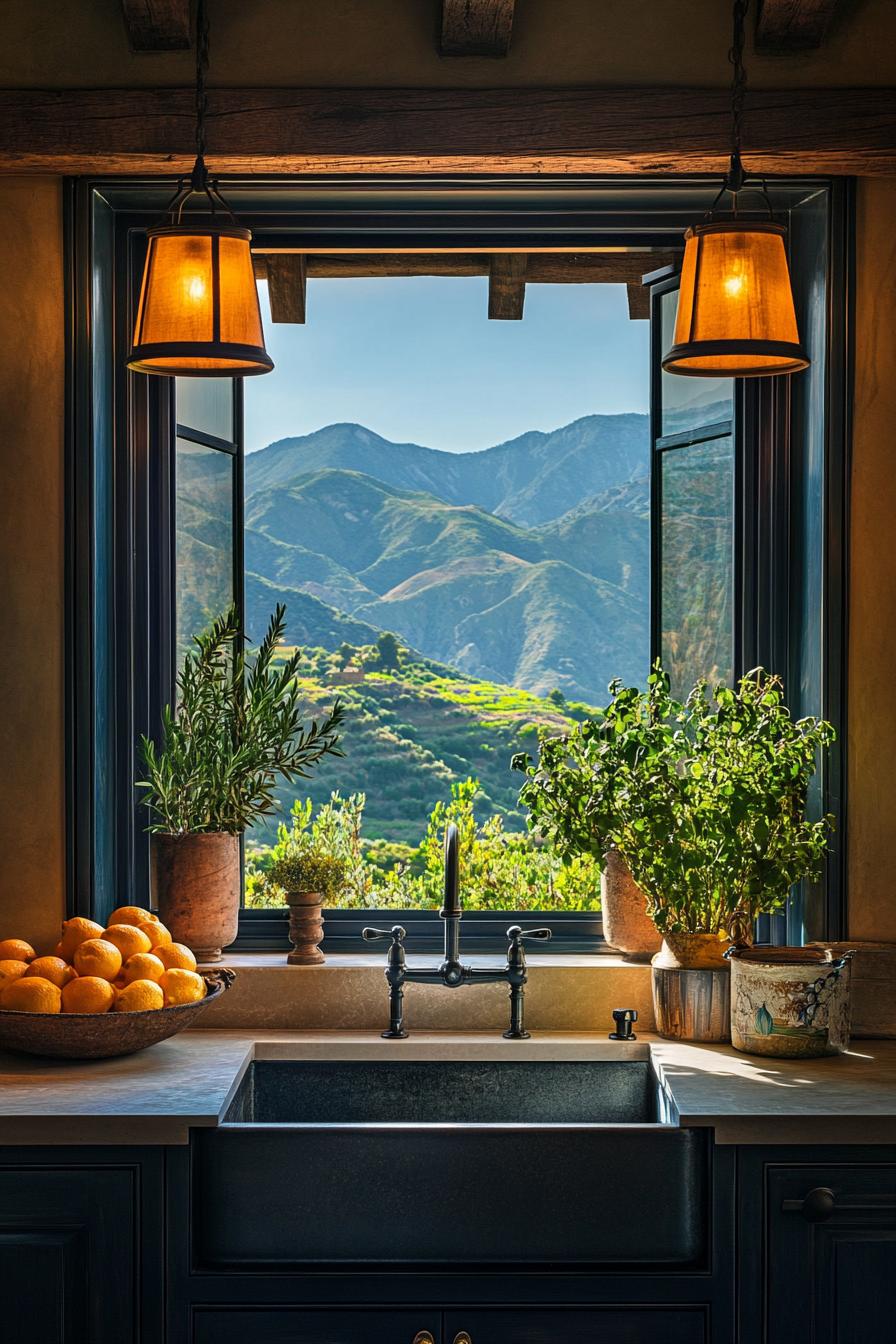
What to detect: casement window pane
<box><xmin>660</xmin><ymin>436</ymin><xmax>734</xmax><ymax>699</ymax></box>
<box><xmin>175</xmin><ymin>376</ymin><xmax>235</xmax><ymax>441</ymax></box>
<box><xmin>175</xmin><ymin>437</ymin><xmax>234</xmax><ymax>658</ymax></box>
<box><xmin>660</xmin><ymin>288</ymin><xmax>733</xmax><ymax>437</ymax></box>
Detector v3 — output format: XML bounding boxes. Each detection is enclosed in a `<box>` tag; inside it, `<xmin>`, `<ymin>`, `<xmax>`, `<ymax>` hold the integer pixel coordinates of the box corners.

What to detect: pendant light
<box><xmin>127</xmin><ymin>0</ymin><xmax>273</xmax><ymax>377</ymax></box>
<box><xmin>662</xmin><ymin>0</ymin><xmax>809</xmax><ymax>379</ymax></box>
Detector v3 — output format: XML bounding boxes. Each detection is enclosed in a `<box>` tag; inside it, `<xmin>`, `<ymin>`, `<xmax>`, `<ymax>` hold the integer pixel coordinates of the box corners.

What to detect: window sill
<box><xmin>196</xmin><ymin>951</ymin><xmax>655</xmax><ymax>1033</ymax></box>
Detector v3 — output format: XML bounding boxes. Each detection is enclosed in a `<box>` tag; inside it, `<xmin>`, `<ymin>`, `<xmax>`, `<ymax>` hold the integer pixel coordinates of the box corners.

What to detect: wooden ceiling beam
<box><xmin>263</xmin><ymin>254</ymin><xmax>307</xmax><ymax>324</ymax></box>
<box><xmin>755</xmin><ymin>0</ymin><xmax>842</xmax><ymax>51</ymax></box>
<box><xmin>488</xmin><ymin>253</ymin><xmax>527</xmax><ymax>318</ymax></box>
<box><xmin>251</xmin><ymin>252</ymin><xmax>678</xmax><ymax>284</ymax></box>
<box><xmin>12</xmin><ymin>85</ymin><xmax>889</xmax><ymax>176</ymax></box>
<box><xmin>120</xmin><ymin>1</ymin><xmax>191</xmax><ymax>53</ymax></box>
<box><xmin>440</xmin><ymin>1</ymin><xmax>515</xmax><ymax>58</ymax></box>
<box><xmin>626</xmin><ymin>283</ymin><xmax>650</xmax><ymax>321</ymax></box>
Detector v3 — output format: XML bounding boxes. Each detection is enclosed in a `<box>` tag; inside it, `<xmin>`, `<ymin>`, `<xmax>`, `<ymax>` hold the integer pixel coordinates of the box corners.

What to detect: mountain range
<box><xmin>178</xmin><ymin>414</ymin><xmax>651</xmax><ymax>703</ymax></box>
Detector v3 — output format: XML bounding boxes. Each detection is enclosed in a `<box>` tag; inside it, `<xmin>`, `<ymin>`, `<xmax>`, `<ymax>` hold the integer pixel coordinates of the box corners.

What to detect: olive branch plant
<box><xmin>138</xmin><ymin>604</ymin><xmax>344</xmax><ymax>835</ymax></box>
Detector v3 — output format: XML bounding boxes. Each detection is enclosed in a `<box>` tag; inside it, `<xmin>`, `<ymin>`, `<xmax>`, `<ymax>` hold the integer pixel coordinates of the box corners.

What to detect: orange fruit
<box><xmin>102</xmin><ymin>924</ymin><xmax>152</xmax><ymax>960</ymax></box>
<box><xmin>143</xmin><ymin>920</ymin><xmax>172</xmax><ymax>948</ymax></box>
<box><xmin>72</xmin><ymin>938</ymin><xmax>122</xmax><ymax>982</ymax></box>
<box><xmin>154</xmin><ymin>942</ymin><xmax>197</xmax><ymax>972</ymax></box>
<box><xmin>59</xmin><ymin>917</ymin><xmax>105</xmax><ymax>962</ymax></box>
<box><xmin>0</xmin><ymin>938</ymin><xmax>36</xmax><ymax>963</ymax></box>
<box><xmin>62</xmin><ymin>976</ymin><xmax>115</xmax><ymax>1014</ymax></box>
<box><xmin>1</xmin><ymin>976</ymin><xmax>61</xmax><ymax>1013</ymax></box>
<box><xmin>113</xmin><ymin>979</ymin><xmax>164</xmax><ymax>1013</ymax></box>
<box><xmin>108</xmin><ymin>905</ymin><xmax>157</xmax><ymax>929</ymax></box>
<box><xmin>121</xmin><ymin>952</ymin><xmax>165</xmax><ymax>985</ymax></box>
<box><xmin>159</xmin><ymin>968</ymin><xmax>205</xmax><ymax>1006</ymax></box>
<box><xmin>25</xmin><ymin>956</ymin><xmax>77</xmax><ymax>989</ymax></box>
<box><xmin>0</xmin><ymin>959</ymin><xmax>30</xmax><ymax>992</ymax></box>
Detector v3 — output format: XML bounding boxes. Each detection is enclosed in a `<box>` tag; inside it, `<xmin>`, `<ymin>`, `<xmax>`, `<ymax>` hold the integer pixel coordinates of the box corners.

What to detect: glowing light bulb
<box><xmin>724</xmin><ymin>273</ymin><xmax>745</xmax><ymax>298</ymax></box>
<box><xmin>186</xmin><ymin>274</ymin><xmax>206</xmax><ymax>303</ymax></box>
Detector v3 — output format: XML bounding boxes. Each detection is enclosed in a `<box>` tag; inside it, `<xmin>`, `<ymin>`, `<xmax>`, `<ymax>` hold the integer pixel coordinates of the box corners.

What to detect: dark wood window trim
<box><xmin>65</xmin><ymin>175</ymin><xmax>852</xmax><ymax>952</ymax></box>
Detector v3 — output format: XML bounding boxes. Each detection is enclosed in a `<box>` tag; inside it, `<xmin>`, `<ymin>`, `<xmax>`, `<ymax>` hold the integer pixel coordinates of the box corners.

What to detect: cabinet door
<box><xmin>192</xmin><ymin>1308</ymin><xmax>442</xmax><ymax>1344</ymax></box>
<box><xmin>765</xmin><ymin>1164</ymin><xmax>896</xmax><ymax>1344</ymax></box>
<box><xmin>0</xmin><ymin>1163</ymin><xmax>141</xmax><ymax>1344</ymax></box>
<box><xmin>444</xmin><ymin>1308</ymin><xmax>706</xmax><ymax>1344</ymax></box>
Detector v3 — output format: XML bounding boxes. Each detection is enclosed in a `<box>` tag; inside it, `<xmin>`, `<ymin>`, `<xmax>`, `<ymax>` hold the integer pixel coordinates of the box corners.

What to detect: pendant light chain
<box><xmin>195</xmin><ymin>0</ymin><xmax>210</xmax><ymax>166</ymax></box>
<box><xmin>727</xmin><ymin>0</ymin><xmax>749</xmax><ymax>192</ymax></box>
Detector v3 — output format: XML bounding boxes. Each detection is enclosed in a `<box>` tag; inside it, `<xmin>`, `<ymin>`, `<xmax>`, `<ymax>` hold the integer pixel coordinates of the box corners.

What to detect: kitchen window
<box><xmin>66</xmin><ymin>177</ymin><xmax>851</xmax><ymax>951</ymax></box>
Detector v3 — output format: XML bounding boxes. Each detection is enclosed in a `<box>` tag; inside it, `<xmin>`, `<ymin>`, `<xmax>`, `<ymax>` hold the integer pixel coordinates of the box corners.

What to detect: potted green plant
<box><xmin>138</xmin><ymin>604</ymin><xmax>344</xmax><ymax>961</ymax></box>
<box><xmin>610</xmin><ymin>667</ymin><xmax>834</xmax><ymax>1040</ymax></box>
<box><xmin>513</xmin><ymin>676</ymin><xmax>668</xmax><ymax>961</ymax></box>
<box><xmin>266</xmin><ymin>847</ymin><xmax>347</xmax><ymax>965</ymax></box>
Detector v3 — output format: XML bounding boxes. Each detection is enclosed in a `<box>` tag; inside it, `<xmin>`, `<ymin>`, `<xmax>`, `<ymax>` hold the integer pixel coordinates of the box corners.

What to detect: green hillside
<box><xmin>245</xmin><ymin>648</ymin><xmax>593</xmax><ymax>849</ymax></box>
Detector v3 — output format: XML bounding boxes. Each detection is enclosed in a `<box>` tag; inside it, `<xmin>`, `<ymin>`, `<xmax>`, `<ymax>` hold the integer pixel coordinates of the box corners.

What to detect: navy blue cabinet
<box><xmin>0</xmin><ymin>1147</ymin><xmax>164</xmax><ymax>1344</ymax></box>
<box><xmin>444</xmin><ymin>1308</ymin><xmax>708</xmax><ymax>1342</ymax></box>
<box><xmin>739</xmin><ymin>1149</ymin><xmax>896</xmax><ymax>1344</ymax></box>
<box><xmin>191</xmin><ymin>1309</ymin><xmax>441</xmax><ymax>1344</ymax></box>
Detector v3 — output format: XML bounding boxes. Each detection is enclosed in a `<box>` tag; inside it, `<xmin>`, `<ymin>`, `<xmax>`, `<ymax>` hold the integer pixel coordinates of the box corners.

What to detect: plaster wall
<box><xmin>1</xmin><ymin>0</ymin><xmax>895</xmax><ymax>90</ymax></box>
<box><xmin>0</xmin><ymin>178</ymin><xmax>65</xmax><ymax>950</ymax></box>
<box><xmin>847</xmin><ymin>177</ymin><xmax>896</xmax><ymax>941</ymax></box>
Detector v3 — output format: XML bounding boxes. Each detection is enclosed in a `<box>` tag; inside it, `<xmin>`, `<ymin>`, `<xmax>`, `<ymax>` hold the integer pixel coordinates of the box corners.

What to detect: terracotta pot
<box><xmin>151</xmin><ymin>832</ymin><xmax>240</xmax><ymax>962</ymax></box>
<box><xmin>727</xmin><ymin>945</ymin><xmax>852</xmax><ymax>1058</ymax></box>
<box><xmin>600</xmin><ymin>850</ymin><xmax>662</xmax><ymax>962</ymax></box>
<box><xmin>651</xmin><ymin>932</ymin><xmax>731</xmax><ymax>1042</ymax></box>
<box><xmin>286</xmin><ymin>891</ymin><xmax>326</xmax><ymax>965</ymax></box>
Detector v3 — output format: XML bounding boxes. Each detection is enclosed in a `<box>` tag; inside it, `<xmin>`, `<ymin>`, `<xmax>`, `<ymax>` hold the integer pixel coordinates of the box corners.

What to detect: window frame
<box><xmin>65</xmin><ymin>174</ymin><xmax>852</xmax><ymax>953</ymax></box>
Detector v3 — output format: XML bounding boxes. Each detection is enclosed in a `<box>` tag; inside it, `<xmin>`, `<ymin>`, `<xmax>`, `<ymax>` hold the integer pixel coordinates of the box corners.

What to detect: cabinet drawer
<box><xmin>192</xmin><ymin>1308</ymin><xmax>441</xmax><ymax>1344</ymax></box>
<box><xmin>444</xmin><ymin>1307</ymin><xmax>707</xmax><ymax>1343</ymax></box>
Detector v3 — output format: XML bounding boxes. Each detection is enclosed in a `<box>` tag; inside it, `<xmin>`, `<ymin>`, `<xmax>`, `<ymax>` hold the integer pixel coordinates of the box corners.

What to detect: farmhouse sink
<box><xmin>192</xmin><ymin>1059</ymin><xmax>707</xmax><ymax>1268</ymax></box>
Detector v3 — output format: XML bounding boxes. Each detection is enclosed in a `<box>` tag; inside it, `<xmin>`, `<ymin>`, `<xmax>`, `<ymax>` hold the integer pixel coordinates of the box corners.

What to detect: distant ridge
<box><xmin>245</xmin><ymin>413</ymin><xmax>649</xmax><ymax>527</ymax></box>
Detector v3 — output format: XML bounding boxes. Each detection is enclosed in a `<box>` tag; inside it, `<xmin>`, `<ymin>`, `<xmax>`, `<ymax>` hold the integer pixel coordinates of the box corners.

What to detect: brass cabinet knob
<box><xmin>453</xmin><ymin>1334</ymin><xmax>473</xmax><ymax>1344</ymax></box>
<box><xmin>412</xmin><ymin>1334</ymin><xmax>435</xmax><ymax>1344</ymax></box>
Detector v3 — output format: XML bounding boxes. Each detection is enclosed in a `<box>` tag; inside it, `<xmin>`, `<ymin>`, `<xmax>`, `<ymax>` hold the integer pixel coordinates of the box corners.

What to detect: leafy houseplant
<box><xmin>139</xmin><ymin>604</ymin><xmax>343</xmax><ymax>960</ymax></box>
<box><xmin>513</xmin><ymin>673</ymin><xmax>673</xmax><ymax>960</ymax></box>
<box><xmin>261</xmin><ymin>815</ymin><xmax>348</xmax><ymax>966</ymax></box>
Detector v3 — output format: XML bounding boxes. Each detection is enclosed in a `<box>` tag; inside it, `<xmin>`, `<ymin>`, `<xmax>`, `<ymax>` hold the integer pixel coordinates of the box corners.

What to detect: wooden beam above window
<box><xmin>7</xmin><ymin>85</ymin><xmax>891</xmax><ymax>175</ymax></box>
<box><xmin>120</xmin><ymin>1</ymin><xmax>191</xmax><ymax>52</ymax></box>
<box><xmin>440</xmin><ymin>1</ymin><xmax>515</xmax><ymax>57</ymax></box>
<box><xmin>488</xmin><ymin>253</ymin><xmax>527</xmax><ymax>319</ymax></box>
<box><xmin>262</xmin><ymin>255</ymin><xmax>307</xmax><ymax>324</ymax></box>
<box><xmin>755</xmin><ymin>0</ymin><xmax>842</xmax><ymax>50</ymax></box>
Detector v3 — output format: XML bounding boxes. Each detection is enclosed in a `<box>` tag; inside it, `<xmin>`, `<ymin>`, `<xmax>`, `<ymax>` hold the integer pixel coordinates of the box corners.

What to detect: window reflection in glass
<box><xmin>660</xmin><ymin>436</ymin><xmax>734</xmax><ymax>699</ymax></box>
<box><xmin>660</xmin><ymin>289</ymin><xmax>733</xmax><ymax>437</ymax></box>
<box><xmin>175</xmin><ymin>376</ymin><xmax>234</xmax><ymax>442</ymax></box>
<box><xmin>175</xmin><ymin>437</ymin><xmax>234</xmax><ymax>659</ymax></box>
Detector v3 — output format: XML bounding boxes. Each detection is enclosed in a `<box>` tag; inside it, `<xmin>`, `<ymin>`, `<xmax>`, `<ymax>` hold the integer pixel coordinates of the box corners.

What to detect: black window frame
<box><xmin>65</xmin><ymin>174</ymin><xmax>852</xmax><ymax>953</ymax></box>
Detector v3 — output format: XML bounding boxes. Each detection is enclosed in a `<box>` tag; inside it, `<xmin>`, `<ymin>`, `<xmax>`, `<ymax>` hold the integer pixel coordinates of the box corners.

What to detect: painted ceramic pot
<box><xmin>726</xmin><ymin>945</ymin><xmax>852</xmax><ymax>1058</ymax></box>
<box><xmin>600</xmin><ymin>850</ymin><xmax>662</xmax><ymax>963</ymax></box>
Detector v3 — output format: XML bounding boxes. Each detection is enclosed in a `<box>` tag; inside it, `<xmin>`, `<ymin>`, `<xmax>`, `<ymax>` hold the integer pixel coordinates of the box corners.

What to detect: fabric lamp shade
<box><xmin>127</xmin><ymin>223</ymin><xmax>273</xmax><ymax>376</ymax></box>
<box><xmin>662</xmin><ymin>221</ymin><xmax>809</xmax><ymax>378</ymax></box>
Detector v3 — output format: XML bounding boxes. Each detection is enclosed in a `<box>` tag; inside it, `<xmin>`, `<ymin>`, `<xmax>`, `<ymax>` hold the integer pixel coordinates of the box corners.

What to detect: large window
<box><xmin>67</xmin><ymin>176</ymin><xmax>851</xmax><ymax>948</ymax></box>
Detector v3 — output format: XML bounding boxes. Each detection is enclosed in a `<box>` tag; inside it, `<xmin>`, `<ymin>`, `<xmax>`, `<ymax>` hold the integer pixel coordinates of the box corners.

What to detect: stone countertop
<box><xmin>0</xmin><ymin>1030</ymin><xmax>894</xmax><ymax>1147</ymax></box>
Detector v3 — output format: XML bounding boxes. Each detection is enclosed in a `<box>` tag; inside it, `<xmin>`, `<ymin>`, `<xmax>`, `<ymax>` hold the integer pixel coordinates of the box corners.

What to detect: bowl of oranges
<box><xmin>0</xmin><ymin>906</ymin><xmax>235</xmax><ymax>1059</ymax></box>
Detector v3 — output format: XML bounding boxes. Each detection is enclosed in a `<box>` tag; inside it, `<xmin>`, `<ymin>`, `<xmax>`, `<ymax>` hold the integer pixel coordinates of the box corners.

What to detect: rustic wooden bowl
<box><xmin>0</xmin><ymin>968</ymin><xmax>235</xmax><ymax>1060</ymax></box>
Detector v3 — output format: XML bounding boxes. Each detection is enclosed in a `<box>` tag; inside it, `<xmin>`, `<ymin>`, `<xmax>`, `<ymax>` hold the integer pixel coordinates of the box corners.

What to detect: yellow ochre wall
<box><xmin>0</xmin><ymin>1</ymin><xmax>894</xmax><ymax>946</ymax></box>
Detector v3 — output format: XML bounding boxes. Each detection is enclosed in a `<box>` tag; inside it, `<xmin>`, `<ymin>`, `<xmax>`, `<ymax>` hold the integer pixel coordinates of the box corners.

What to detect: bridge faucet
<box><xmin>363</xmin><ymin>823</ymin><xmax>552</xmax><ymax>1039</ymax></box>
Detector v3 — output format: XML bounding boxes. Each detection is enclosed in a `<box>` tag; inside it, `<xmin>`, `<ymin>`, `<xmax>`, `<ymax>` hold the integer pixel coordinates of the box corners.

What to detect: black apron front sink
<box><xmin>193</xmin><ymin>1059</ymin><xmax>707</xmax><ymax>1269</ymax></box>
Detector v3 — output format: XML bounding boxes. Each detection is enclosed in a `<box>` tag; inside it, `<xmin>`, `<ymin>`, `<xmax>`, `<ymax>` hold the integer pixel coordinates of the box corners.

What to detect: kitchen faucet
<box><xmin>363</xmin><ymin>823</ymin><xmax>552</xmax><ymax>1039</ymax></box>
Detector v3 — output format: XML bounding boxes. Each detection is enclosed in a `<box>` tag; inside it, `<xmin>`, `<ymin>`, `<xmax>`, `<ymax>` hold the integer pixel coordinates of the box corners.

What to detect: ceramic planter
<box><xmin>151</xmin><ymin>832</ymin><xmax>240</xmax><ymax>962</ymax></box>
<box><xmin>651</xmin><ymin>932</ymin><xmax>731</xmax><ymax>1042</ymax></box>
<box><xmin>286</xmin><ymin>890</ymin><xmax>326</xmax><ymax>965</ymax></box>
<box><xmin>600</xmin><ymin>850</ymin><xmax>662</xmax><ymax>963</ymax></box>
<box><xmin>727</xmin><ymin>945</ymin><xmax>852</xmax><ymax>1058</ymax></box>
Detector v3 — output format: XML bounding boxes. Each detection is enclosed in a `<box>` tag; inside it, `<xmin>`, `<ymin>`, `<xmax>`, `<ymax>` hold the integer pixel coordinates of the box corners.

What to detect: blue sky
<box><xmin>245</xmin><ymin>276</ymin><xmax>648</xmax><ymax>455</ymax></box>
